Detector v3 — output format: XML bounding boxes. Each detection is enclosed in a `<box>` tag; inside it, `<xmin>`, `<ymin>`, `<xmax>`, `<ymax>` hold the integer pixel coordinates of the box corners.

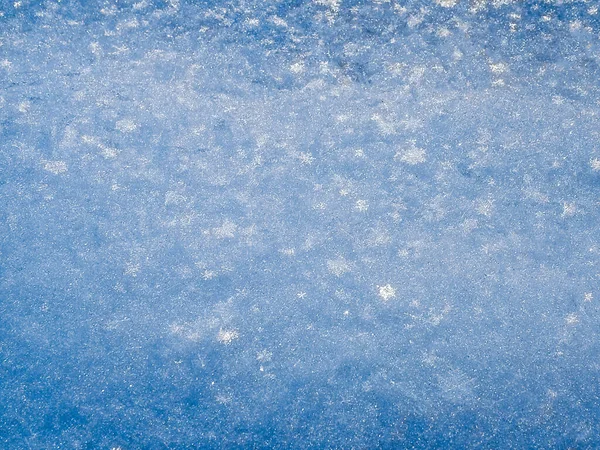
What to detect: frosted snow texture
<box><xmin>1</xmin><ymin>0</ymin><xmax>600</xmax><ymax>448</ymax></box>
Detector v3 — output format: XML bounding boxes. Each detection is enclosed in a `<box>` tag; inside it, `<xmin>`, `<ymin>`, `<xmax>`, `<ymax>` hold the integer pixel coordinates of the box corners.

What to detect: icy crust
<box><xmin>1</xmin><ymin>1</ymin><xmax>600</xmax><ymax>449</ymax></box>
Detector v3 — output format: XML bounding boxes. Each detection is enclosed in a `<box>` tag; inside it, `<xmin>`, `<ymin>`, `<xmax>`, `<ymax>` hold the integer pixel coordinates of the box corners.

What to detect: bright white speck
<box><xmin>257</xmin><ymin>350</ymin><xmax>272</xmax><ymax>362</ymax></box>
<box><xmin>115</xmin><ymin>119</ymin><xmax>138</xmax><ymax>133</ymax></box>
<box><xmin>355</xmin><ymin>199</ymin><xmax>369</xmax><ymax>212</ymax></box>
<box><xmin>378</xmin><ymin>284</ymin><xmax>396</xmax><ymax>301</ymax></box>
<box><xmin>562</xmin><ymin>202</ymin><xmax>576</xmax><ymax>217</ymax></box>
<box><xmin>435</xmin><ymin>0</ymin><xmax>457</xmax><ymax>7</ymax></box>
<box><xmin>298</xmin><ymin>152</ymin><xmax>314</xmax><ymax>164</ymax></box>
<box><xmin>213</xmin><ymin>220</ymin><xmax>237</xmax><ymax>238</ymax></box>
<box><xmin>18</xmin><ymin>101</ymin><xmax>30</xmax><ymax>113</ymax></box>
<box><xmin>217</xmin><ymin>329</ymin><xmax>239</xmax><ymax>344</ymax></box>
<box><xmin>202</xmin><ymin>270</ymin><xmax>216</xmax><ymax>280</ymax></box>
<box><xmin>565</xmin><ymin>313</ymin><xmax>579</xmax><ymax>325</ymax></box>
<box><xmin>327</xmin><ymin>257</ymin><xmax>351</xmax><ymax>277</ymax></box>
<box><xmin>290</xmin><ymin>62</ymin><xmax>305</xmax><ymax>74</ymax></box>
<box><xmin>395</xmin><ymin>142</ymin><xmax>426</xmax><ymax>165</ymax></box>
<box><xmin>43</xmin><ymin>161</ymin><xmax>68</xmax><ymax>174</ymax></box>
<box><xmin>489</xmin><ymin>62</ymin><xmax>508</xmax><ymax>74</ymax></box>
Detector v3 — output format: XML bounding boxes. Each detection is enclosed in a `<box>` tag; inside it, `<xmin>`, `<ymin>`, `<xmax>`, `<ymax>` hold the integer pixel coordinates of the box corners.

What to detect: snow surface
<box><xmin>1</xmin><ymin>0</ymin><xmax>600</xmax><ymax>448</ymax></box>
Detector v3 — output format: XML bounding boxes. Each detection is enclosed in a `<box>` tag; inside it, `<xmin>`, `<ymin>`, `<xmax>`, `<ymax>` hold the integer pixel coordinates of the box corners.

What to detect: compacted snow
<box><xmin>1</xmin><ymin>1</ymin><xmax>600</xmax><ymax>448</ymax></box>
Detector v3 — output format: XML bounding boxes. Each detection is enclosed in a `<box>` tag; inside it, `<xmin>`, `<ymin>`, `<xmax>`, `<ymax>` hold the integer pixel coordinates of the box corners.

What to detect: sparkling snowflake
<box><xmin>378</xmin><ymin>284</ymin><xmax>396</xmax><ymax>301</ymax></box>
<box><xmin>217</xmin><ymin>329</ymin><xmax>239</xmax><ymax>344</ymax></box>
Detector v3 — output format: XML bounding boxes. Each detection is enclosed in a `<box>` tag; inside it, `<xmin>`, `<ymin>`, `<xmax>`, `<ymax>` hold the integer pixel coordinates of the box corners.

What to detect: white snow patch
<box><xmin>42</xmin><ymin>160</ymin><xmax>68</xmax><ymax>174</ymax></box>
<box><xmin>217</xmin><ymin>328</ymin><xmax>239</xmax><ymax>344</ymax></box>
<box><xmin>378</xmin><ymin>284</ymin><xmax>396</xmax><ymax>301</ymax></box>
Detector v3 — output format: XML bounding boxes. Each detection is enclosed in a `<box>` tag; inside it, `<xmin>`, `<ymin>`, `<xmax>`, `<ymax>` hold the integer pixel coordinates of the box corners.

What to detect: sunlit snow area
<box><xmin>1</xmin><ymin>0</ymin><xmax>600</xmax><ymax>448</ymax></box>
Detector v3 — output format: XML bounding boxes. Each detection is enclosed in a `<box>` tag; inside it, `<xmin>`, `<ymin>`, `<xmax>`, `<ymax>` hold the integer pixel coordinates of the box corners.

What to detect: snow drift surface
<box><xmin>1</xmin><ymin>0</ymin><xmax>600</xmax><ymax>448</ymax></box>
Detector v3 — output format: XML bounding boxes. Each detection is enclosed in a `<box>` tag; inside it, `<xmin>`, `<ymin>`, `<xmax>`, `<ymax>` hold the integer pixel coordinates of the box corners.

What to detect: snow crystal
<box><xmin>42</xmin><ymin>160</ymin><xmax>68</xmax><ymax>174</ymax></box>
<box><xmin>378</xmin><ymin>284</ymin><xmax>396</xmax><ymax>301</ymax></box>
